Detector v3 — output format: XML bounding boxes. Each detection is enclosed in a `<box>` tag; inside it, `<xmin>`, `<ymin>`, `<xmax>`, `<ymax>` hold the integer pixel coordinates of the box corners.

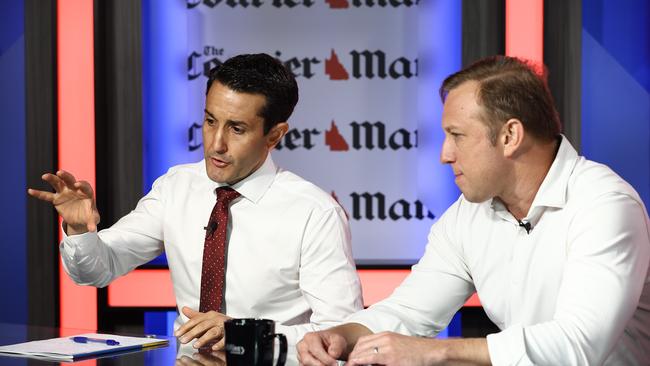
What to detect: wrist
<box><xmin>63</xmin><ymin>221</ymin><xmax>89</xmax><ymax>235</ymax></box>
<box><xmin>430</xmin><ymin>338</ymin><xmax>491</xmax><ymax>365</ymax></box>
<box><xmin>424</xmin><ymin>338</ymin><xmax>450</xmax><ymax>365</ymax></box>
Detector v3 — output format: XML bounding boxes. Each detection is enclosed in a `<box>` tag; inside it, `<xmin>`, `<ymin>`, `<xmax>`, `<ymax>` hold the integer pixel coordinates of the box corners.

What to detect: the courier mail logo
<box><xmin>187</xmin><ymin>120</ymin><xmax>418</xmax><ymax>152</ymax></box>
<box><xmin>276</xmin><ymin>120</ymin><xmax>418</xmax><ymax>152</ymax></box>
<box><xmin>187</xmin><ymin>0</ymin><xmax>418</xmax><ymax>9</ymax></box>
<box><xmin>188</xmin><ymin>48</ymin><xmax>418</xmax><ymax>81</ymax></box>
<box><xmin>332</xmin><ymin>191</ymin><xmax>436</xmax><ymax>221</ymax></box>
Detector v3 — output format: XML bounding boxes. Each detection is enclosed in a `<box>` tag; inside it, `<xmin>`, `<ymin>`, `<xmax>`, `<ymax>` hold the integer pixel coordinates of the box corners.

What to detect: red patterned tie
<box><xmin>199</xmin><ymin>187</ymin><xmax>241</xmax><ymax>313</ymax></box>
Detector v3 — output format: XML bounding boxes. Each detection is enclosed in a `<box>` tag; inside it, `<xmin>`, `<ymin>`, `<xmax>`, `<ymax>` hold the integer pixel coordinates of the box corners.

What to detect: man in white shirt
<box><xmin>297</xmin><ymin>56</ymin><xmax>650</xmax><ymax>365</ymax></box>
<box><xmin>28</xmin><ymin>53</ymin><xmax>363</xmax><ymax>350</ymax></box>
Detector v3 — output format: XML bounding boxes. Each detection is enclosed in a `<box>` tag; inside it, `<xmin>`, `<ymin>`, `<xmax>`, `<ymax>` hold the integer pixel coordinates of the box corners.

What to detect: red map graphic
<box><xmin>331</xmin><ymin>191</ymin><xmax>350</xmax><ymax>219</ymax></box>
<box><xmin>325</xmin><ymin>0</ymin><xmax>349</xmax><ymax>8</ymax></box>
<box><xmin>325</xmin><ymin>120</ymin><xmax>349</xmax><ymax>151</ymax></box>
<box><xmin>325</xmin><ymin>49</ymin><xmax>349</xmax><ymax>80</ymax></box>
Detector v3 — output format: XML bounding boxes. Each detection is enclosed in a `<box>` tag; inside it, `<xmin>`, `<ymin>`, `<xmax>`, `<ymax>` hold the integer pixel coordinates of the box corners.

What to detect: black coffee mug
<box><xmin>224</xmin><ymin>318</ymin><xmax>287</xmax><ymax>366</ymax></box>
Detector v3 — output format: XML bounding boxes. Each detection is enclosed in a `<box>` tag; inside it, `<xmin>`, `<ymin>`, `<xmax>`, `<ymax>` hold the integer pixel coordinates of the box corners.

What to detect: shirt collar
<box><xmin>209</xmin><ymin>154</ymin><xmax>277</xmax><ymax>204</ymax></box>
<box><xmin>528</xmin><ymin>135</ymin><xmax>579</xmax><ymax>210</ymax></box>
<box><xmin>489</xmin><ymin>135</ymin><xmax>579</xmax><ymax>220</ymax></box>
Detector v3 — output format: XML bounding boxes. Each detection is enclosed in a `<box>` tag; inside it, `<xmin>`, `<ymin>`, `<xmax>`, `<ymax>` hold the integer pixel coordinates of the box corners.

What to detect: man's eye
<box><xmin>232</xmin><ymin>126</ymin><xmax>244</xmax><ymax>134</ymax></box>
<box><xmin>205</xmin><ymin>119</ymin><xmax>215</xmax><ymax>125</ymax></box>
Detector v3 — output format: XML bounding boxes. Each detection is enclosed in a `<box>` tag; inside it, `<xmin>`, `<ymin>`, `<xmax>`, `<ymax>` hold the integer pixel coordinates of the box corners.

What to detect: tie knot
<box><xmin>216</xmin><ymin>186</ymin><xmax>241</xmax><ymax>205</ymax></box>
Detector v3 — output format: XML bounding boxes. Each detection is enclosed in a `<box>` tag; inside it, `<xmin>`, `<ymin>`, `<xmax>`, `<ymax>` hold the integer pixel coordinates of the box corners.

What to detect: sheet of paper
<box><xmin>0</xmin><ymin>333</ymin><xmax>168</xmax><ymax>361</ymax></box>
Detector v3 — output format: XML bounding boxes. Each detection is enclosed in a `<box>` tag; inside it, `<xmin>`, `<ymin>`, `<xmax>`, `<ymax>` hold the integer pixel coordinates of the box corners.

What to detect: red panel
<box><xmin>57</xmin><ymin>0</ymin><xmax>97</xmax><ymax>331</ymax></box>
<box><xmin>108</xmin><ymin>269</ymin><xmax>481</xmax><ymax>308</ymax></box>
<box><xmin>357</xmin><ymin>269</ymin><xmax>410</xmax><ymax>306</ymax></box>
<box><xmin>505</xmin><ymin>0</ymin><xmax>544</xmax><ymax>66</ymax></box>
<box><xmin>357</xmin><ymin>269</ymin><xmax>481</xmax><ymax>307</ymax></box>
<box><xmin>108</xmin><ymin>270</ymin><xmax>176</xmax><ymax>307</ymax></box>
<box><xmin>465</xmin><ymin>293</ymin><xmax>481</xmax><ymax>307</ymax></box>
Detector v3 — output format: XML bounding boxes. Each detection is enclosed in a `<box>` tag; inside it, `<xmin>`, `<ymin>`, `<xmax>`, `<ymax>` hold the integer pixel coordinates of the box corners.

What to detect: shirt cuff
<box><xmin>60</xmin><ymin>228</ymin><xmax>100</xmax><ymax>258</ymax></box>
<box><xmin>486</xmin><ymin>324</ymin><xmax>529</xmax><ymax>366</ymax></box>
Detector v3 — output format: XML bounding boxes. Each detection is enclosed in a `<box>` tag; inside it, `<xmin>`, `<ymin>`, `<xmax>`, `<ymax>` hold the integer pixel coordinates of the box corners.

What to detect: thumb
<box><xmin>326</xmin><ymin>334</ymin><xmax>346</xmax><ymax>359</ymax></box>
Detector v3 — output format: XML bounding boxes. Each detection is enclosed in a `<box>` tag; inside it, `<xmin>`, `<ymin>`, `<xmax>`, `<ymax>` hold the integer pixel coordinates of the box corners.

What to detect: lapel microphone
<box><xmin>518</xmin><ymin>220</ymin><xmax>532</xmax><ymax>234</ymax></box>
<box><xmin>204</xmin><ymin>221</ymin><xmax>218</xmax><ymax>237</ymax></box>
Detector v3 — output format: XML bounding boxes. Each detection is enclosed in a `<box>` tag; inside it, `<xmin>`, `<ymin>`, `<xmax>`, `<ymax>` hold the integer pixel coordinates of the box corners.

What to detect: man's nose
<box><xmin>211</xmin><ymin>129</ymin><xmax>227</xmax><ymax>153</ymax></box>
<box><xmin>440</xmin><ymin>137</ymin><xmax>455</xmax><ymax>164</ymax></box>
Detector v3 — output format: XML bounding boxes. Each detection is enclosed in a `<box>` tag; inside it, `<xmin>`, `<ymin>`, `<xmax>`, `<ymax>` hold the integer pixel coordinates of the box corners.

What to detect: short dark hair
<box><xmin>440</xmin><ymin>56</ymin><xmax>561</xmax><ymax>144</ymax></box>
<box><xmin>206</xmin><ymin>53</ymin><xmax>299</xmax><ymax>134</ymax></box>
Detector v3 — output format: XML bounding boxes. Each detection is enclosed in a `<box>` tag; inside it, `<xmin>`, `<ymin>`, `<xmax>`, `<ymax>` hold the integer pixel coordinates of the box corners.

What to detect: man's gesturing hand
<box><xmin>175</xmin><ymin>307</ymin><xmax>231</xmax><ymax>351</ymax></box>
<box><xmin>297</xmin><ymin>330</ymin><xmax>347</xmax><ymax>366</ymax></box>
<box><xmin>27</xmin><ymin>170</ymin><xmax>100</xmax><ymax>235</ymax></box>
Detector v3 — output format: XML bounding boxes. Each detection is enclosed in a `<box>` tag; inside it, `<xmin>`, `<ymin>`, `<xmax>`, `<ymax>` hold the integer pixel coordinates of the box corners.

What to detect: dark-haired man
<box><xmin>28</xmin><ymin>53</ymin><xmax>363</xmax><ymax>350</ymax></box>
<box><xmin>297</xmin><ymin>56</ymin><xmax>650</xmax><ymax>365</ymax></box>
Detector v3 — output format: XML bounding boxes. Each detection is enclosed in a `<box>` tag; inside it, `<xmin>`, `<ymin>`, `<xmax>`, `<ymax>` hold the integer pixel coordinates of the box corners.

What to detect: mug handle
<box><xmin>273</xmin><ymin>333</ymin><xmax>287</xmax><ymax>366</ymax></box>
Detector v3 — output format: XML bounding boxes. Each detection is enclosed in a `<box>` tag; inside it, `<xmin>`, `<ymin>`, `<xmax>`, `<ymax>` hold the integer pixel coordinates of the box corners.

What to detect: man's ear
<box><xmin>266</xmin><ymin>122</ymin><xmax>289</xmax><ymax>149</ymax></box>
<box><xmin>501</xmin><ymin>118</ymin><xmax>525</xmax><ymax>158</ymax></box>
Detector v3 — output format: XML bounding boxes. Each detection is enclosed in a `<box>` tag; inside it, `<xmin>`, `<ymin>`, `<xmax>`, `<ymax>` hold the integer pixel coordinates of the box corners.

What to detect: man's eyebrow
<box><xmin>204</xmin><ymin>109</ymin><xmax>217</xmax><ymax>120</ymax></box>
<box><xmin>226</xmin><ymin>119</ymin><xmax>249</xmax><ymax>127</ymax></box>
<box><xmin>204</xmin><ymin>110</ymin><xmax>249</xmax><ymax>127</ymax></box>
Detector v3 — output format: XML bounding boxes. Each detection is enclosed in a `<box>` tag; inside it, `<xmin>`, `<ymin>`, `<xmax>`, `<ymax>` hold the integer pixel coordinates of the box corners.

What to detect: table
<box><xmin>0</xmin><ymin>323</ymin><xmax>298</xmax><ymax>365</ymax></box>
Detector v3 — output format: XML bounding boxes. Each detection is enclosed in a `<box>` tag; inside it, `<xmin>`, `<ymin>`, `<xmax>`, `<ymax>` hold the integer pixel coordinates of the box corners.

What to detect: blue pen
<box><xmin>71</xmin><ymin>336</ymin><xmax>120</xmax><ymax>346</ymax></box>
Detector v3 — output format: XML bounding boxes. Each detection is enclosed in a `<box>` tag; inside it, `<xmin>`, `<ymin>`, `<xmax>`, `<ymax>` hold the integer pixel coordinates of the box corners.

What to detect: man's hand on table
<box><xmin>297</xmin><ymin>329</ymin><xmax>349</xmax><ymax>365</ymax></box>
<box><xmin>298</xmin><ymin>326</ymin><xmax>491</xmax><ymax>366</ymax></box>
<box><xmin>348</xmin><ymin>333</ymin><xmax>491</xmax><ymax>366</ymax></box>
<box><xmin>346</xmin><ymin>332</ymin><xmax>444</xmax><ymax>366</ymax></box>
<box><xmin>175</xmin><ymin>306</ymin><xmax>231</xmax><ymax>350</ymax></box>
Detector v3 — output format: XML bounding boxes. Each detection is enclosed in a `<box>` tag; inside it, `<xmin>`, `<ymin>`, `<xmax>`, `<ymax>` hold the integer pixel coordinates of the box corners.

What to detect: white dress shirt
<box><xmin>60</xmin><ymin>154</ymin><xmax>363</xmax><ymax>345</ymax></box>
<box><xmin>348</xmin><ymin>137</ymin><xmax>650</xmax><ymax>365</ymax></box>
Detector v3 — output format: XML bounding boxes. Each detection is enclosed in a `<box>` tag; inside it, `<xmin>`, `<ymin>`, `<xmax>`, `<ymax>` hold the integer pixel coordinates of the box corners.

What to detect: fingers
<box><xmin>348</xmin><ymin>332</ymin><xmax>384</xmax><ymax>361</ymax></box>
<box><xmin>346</xmin><ymin>353</ymin><xmax>382</xmax><ymax>366</ymax></box>
<box><xmin>176</xmin><ymin>307</ymin><xmax>203</xmax><ymax>337</ymax></box>
<box><xmin>41</xmin><ymin>173</ymin><xmax>65</xmax><ymax>192</ymax></box>
<box><xmin>35</xmin><ymin>171</ymin><xmax>94</xmax><ymax>199</ymax></box>
<box><xmin>297</xmin><ymin>350</ymin><xmax>331</xmax><ymax>366</ymax></box>
<box><xmin>175</xmin><ymin>309</ymin><xmax>226</xmax><ymax>349</ymax></box>
<box><xmin>56</xmin><ymin>170</ymin><xmax>78</xmax><ymax>188</ymax></box>
<box><xmin>74</xmin><ymin>180</ymin><xmax>95</xmax><ymax>198</ymax></box>
<box><xmin>27</xmin><ymin>188</ymin><xmax>55</xmax><ymax>202</ymax></box>
<box><xmin>194</xmin><ymin>325</ymin><xmax>224</xmax><ymax>349</ymax></box>
<box><xmin>210</xmin><ymin>337</ymin><xmax>225</xmax><ymax>351</ymax></box>
<box><xmin>297</xmin><ymin>347</ymin><xmax>336</xmax><ymax>366</ymax></box>
<box><xmin>325</xmin><ymin>334</ymin><xmax>346</xmax><ymax>360</ymax></box>
<box><xmin>297</xmin><ymin>333</ymin><xmax>339</xmax><ymax>366</ymax></box>
<box><xmin>182</xmin><ymin>306</ymin><xmax>201</xmax><ymax>318</ymax></box>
